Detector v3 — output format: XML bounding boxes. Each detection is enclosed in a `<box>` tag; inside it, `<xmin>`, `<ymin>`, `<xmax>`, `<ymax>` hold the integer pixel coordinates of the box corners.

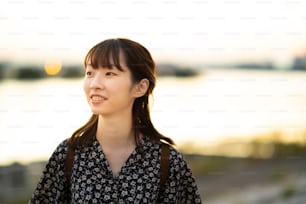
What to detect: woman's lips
<box><xmin>90</xmin><ymin>95</ymin><xmax>107</xmax><ymax>104</ymax></box>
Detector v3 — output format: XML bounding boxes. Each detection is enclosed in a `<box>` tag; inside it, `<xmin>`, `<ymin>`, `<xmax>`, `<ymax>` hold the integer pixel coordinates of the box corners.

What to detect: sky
<box><xmin>1</xmin><ymin>0</ymin><xmax>306</xmax><ymax>67</ymax></box>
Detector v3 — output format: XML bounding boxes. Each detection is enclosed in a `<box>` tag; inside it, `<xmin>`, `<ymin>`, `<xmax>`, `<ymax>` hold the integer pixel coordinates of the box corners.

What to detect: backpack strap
<box><xmin>65</xmin><ymin>142</ymin><xmax>75</xmax><ymax>186</ymax></box>
<box><xmin>159</xmin><ymin>142</ymin><xmax>170</xmax><ymax>195</ymax></box>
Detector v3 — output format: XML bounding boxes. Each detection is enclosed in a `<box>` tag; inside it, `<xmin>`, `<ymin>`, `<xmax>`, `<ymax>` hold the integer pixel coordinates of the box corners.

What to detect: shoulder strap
<box><xmin>159</xmin><ymin>143</ymin><xmax>170</xmax><ymax>195</ymax></box>
<box><xmin>65</xmin><ymin>142</ymin><xmax>75</xmax><ymax>186</ymax></box>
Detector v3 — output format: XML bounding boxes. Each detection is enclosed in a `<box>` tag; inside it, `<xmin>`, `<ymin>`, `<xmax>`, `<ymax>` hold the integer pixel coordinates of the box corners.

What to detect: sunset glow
<box><xmin>44</xmin><ymin>59</ymin><xmax>62</xmax><ymax>75</ymax></box>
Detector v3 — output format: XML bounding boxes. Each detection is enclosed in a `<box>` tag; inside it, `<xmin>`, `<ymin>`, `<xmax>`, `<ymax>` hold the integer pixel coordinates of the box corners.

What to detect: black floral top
<box><xmin>29</xmin><ymin>136</ymin><xmax>202</xmax><ymax>203</ymax></box>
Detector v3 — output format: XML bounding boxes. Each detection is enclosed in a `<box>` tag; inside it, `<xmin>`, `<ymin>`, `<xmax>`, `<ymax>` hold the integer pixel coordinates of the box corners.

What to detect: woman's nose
<box><xmin>90</xmin><ymin>73</ymin><xmax>104</xmax><ymax>89</ymax></box>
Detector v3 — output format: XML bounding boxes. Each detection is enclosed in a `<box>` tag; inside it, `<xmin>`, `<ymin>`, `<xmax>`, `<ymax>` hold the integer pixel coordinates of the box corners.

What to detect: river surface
<box><xmin>1</xmin><ymin>69</ymin><xmax>306</xmax><ymax>164</ymax></box>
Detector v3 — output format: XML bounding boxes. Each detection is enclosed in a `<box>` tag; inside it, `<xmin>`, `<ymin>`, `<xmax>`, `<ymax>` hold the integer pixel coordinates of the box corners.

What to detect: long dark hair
<box><xmin>68</xmin><ymin>38</ymin><xmax>174</xmax><ymax>148</ymax></box>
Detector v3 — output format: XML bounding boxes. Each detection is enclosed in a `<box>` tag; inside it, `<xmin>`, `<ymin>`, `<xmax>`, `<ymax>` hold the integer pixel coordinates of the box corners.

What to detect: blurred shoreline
<box><xmin>1</xmin><ymin>56</ymin><xmax>306</xmax><ymax>81</ymax></box>
<box><xmin>0</xmin><ymin>62</ymin><xmax>201</xmax><ymax>80</ymax></box>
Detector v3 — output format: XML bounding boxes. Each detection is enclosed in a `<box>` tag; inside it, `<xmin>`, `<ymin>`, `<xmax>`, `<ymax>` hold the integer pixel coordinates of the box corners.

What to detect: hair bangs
<box><xmin>84</xmin><ymin>39</ymin><xmax>123</xmax><ymax>71</ymax></box>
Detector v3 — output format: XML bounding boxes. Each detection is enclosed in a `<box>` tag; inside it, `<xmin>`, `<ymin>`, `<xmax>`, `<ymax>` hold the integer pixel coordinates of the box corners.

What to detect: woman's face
<box><xmin>83</xmin><ymin>52</ymin><xmax>139</xmax><ymax>117</ymax></box>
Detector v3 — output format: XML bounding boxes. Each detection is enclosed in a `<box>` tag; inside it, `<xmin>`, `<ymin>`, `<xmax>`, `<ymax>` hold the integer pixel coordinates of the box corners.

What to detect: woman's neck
<box><xmin>96</xmin><ymin>114</ymin><xmax>135</xmax><ymax>148</ymax></box>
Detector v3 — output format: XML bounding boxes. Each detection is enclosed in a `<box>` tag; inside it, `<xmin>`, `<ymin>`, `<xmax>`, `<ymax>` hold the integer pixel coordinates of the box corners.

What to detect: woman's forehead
<box><xmin>86</xmin><ymin>56</ymin><xmax>128</xmax><ymax>72</ymax></box>
<box><xmin>86</xmin><ymin>51</ymin><xmax>127</xmax><ymax>70</ymax></box>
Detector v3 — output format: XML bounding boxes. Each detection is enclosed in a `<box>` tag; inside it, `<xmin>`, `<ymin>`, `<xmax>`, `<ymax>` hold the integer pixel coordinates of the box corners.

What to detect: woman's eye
<box><xmin>106</xmin><ymin>72</ymin><xmax>115</xmax><ymax>76</ymax></box>
<box><xmin>85</xmin><ymin>71</ymin><xmax>92</xmax><ymax>76</ymax></box>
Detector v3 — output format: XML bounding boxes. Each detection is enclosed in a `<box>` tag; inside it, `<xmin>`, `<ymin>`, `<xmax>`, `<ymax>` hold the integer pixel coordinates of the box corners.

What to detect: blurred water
<box><xmin>1</xmin><ymin>69</ymin><xmax>306</xmax><ymax>165</ymax></box>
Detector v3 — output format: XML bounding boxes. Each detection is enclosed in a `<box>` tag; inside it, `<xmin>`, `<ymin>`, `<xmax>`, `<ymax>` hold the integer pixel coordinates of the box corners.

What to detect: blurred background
<box><xmin>1</xmin><ymin>0</ymin><xmax>306</xmax><ymax>203</ymax></box>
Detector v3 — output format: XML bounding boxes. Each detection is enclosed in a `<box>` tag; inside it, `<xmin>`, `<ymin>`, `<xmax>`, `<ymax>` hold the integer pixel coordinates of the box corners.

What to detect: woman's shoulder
<box><xmin>49</xmin><ymin>138</ymin><xmax>70</xmax><ymax>160</ymax></box>
<box><xmin>144</xmin><ymin>137</ymin><xmax>183</xmax><ymax>156</ymax></box>
<box><xmin>158</xmin><ymin>142</ymin><xmax>192</xmax><ymax>173</ymax></box>
<box><xmin>142</xmin><ymin>136</ymin><xmax>187</xmax><ymax>163</ymax></box>
<box><xmin>167</xmin><ymin>144</ymin><xmax>186</xmax><ymax>163</ymax></box>
<box><xmin>152</xmin><ymin>140</ymin><xmax>185</xmax><ymax>164</ymax></box>
<box><xmin>55</xmin><ymin>138</ymin><xmax>69</xmax><ymax>151</ymax></box>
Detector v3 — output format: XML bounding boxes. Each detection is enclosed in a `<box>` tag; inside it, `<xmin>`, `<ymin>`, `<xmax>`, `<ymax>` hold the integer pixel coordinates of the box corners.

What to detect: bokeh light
<box><xmin>44</xmin><ymin>59</ymin><xmax>62</xmax><ymax>76</ymax></box>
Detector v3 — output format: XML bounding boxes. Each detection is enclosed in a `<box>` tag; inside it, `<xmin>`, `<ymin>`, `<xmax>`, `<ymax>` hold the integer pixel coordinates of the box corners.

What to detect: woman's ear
<box><xmin>133</xmin><ymin>78</ymin><xmax>149</xmax><ymax>98</ymax></box>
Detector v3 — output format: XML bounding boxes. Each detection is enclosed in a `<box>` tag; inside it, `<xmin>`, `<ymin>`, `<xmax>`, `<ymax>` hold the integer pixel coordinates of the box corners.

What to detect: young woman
<box><xmin>30</xmin><ymin>38</ymin><xmax>202</xmax><ymax>203</ymax></box>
